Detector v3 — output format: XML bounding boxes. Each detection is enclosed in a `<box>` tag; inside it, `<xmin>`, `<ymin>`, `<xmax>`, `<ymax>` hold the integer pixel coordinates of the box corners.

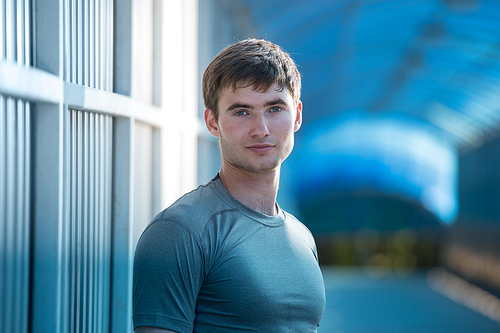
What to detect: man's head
<box><xmin>202</xmin><ymin>39</ymin><xmax>301</xmax><ymax>121</ymax></box>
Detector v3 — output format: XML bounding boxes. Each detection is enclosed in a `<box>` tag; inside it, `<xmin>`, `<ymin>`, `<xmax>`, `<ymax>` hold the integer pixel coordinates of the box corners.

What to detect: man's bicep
<box><xmin>134</xmin><ymin>326</ymin><xmax>177</xmax><ymax>333</ymax></box>
<box><xmin>133</xmin><ymin>220</ymin><xmax>204</xmax><ymax>332</ymax></box>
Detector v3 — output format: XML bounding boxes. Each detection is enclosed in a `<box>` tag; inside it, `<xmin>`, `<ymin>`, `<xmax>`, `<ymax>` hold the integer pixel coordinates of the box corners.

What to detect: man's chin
<box><xmin>242</xmin><ymin>162</ymin><xmax>281</xmax><ymax>174</ymax></box>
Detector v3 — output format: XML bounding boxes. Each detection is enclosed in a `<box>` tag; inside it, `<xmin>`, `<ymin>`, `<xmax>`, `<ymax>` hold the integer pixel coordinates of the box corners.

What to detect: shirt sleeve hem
<box><xmin>133</xmin><ymin>314</ymin><xmax>192</xmax><ymax>333</ymax></box>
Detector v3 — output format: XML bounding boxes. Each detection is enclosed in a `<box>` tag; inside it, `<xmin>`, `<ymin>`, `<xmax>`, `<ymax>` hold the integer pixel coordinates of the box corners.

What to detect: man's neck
<box><xmin>219</xmin><ymin>165</ymin><xmax>280</xmax><ymax>216</ymax></box>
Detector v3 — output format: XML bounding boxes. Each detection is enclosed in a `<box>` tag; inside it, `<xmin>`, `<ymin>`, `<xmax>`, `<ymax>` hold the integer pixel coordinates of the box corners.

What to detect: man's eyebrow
<box><xmin>264</xmin><ymin>99</ymin><xmax>286</xmax><ymax>106</ymax></box>
<box><xmin>225</xmin><ymin>99</ymin><xmax>287</xmax><ymax>112</ymax></box>
<box><xmin>226</xmin><ymin>102</ymin><xmax>253</xmax><ymax>112</ymax></box>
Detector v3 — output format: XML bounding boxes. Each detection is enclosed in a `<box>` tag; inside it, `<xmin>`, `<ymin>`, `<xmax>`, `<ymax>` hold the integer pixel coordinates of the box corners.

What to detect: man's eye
<box><xmin>234</xmin><ymin>110</ymin><xmax>248</xmax><ymax>116</ymax></box>
<box><xmin>269</xmin><ymin>106</ymin><xmax>282</xmax><ymax>113</ymax></box>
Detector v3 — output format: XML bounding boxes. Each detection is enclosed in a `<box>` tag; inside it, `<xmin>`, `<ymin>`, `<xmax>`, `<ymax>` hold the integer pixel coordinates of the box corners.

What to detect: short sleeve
<box><xmin>133</xmin><ymin>220</ymin><xmax>205</xmax><ymax>333</ymax></box>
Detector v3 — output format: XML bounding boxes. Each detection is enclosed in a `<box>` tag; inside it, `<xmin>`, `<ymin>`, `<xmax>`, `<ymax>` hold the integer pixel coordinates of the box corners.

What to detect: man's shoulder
<box><xmin>150</xmin><ymin>177</ymin><xmax>231</xmax><ymax>235</ymax></box>
<box><xmin>284</xmin><ymin>210</ymin><xmax>309</xmax><ymax>231</ymax></box>
<box><xmin>284</xmin><ymin>210</ymin><xmax>317</xmax><ymax>249</ymax></box>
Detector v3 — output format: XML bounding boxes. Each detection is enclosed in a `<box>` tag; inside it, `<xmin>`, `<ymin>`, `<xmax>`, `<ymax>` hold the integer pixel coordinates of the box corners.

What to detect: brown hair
<box><xmin>202</xmin><ymin>38</ymin><xmax>301</xmax><ymax>120</ymax></box>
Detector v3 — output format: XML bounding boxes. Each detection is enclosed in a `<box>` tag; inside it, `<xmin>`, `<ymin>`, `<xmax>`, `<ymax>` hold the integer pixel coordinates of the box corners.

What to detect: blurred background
<box><xmin>237</xmin><ymin>1</ymin><xmax>500</xmax><ymax>331</ymax></box>
<box><xmin>1</xmin><ymin>0</ymin><xmax>500</xmax><ymax>332</ymax></box>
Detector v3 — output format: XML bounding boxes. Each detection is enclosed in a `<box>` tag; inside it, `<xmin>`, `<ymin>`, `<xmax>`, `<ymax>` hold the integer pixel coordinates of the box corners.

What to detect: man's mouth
<box><xmin>247</xmin><ymin>144</ymin><xmax>274</xmax><ymax>154</ymax></box>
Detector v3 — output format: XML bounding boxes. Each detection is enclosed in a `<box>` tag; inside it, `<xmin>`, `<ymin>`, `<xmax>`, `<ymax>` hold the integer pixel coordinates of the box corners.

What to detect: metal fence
<box><xmin>0</xmin><ymin>95</ymin><xmax>32</xmax><ymax>333</ymax></box>
<box><xmin>66</xmin><ymin>109</ymin><xmax>113</xmax><ymax>333</ymax></box>
<box><xmin>0</xmin><ymin>0</ymin><xmax>199</xmax><ymax>332</ymax></box>
<box><xmin>64</xmin><ymin>0</ymin><xmax>113</xmax><ymax>90</ymax></box>
<box><xmin>1</xmin><ymin>0</ymin><xmax>32</xmax><ymax>331</ymax></box>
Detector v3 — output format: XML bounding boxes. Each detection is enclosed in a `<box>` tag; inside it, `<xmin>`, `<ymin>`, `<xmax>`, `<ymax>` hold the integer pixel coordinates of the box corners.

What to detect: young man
<box><xmin>133</xmin><ymin>39</ymin><xmax>326</xmax><ymax>332</ymax></box>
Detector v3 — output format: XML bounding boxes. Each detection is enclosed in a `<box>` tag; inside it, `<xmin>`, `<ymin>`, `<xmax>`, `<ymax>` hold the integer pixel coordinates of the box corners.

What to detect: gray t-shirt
<box><xmin>133</xmin><ymin>175</ymin><xmax>326</xmax><ymax>332</ymax></box>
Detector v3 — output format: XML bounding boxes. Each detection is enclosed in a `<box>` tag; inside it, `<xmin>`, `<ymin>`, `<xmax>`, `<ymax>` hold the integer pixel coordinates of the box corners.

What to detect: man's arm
<box><xmin>134</xmin><ymin>326</ymin><xmax>177</xmax><ymax>333</ymax></box>
<box><xmin>133</xmin><ymin>221</ymin><xmax>204</xmax><ymax>332</ymax></box>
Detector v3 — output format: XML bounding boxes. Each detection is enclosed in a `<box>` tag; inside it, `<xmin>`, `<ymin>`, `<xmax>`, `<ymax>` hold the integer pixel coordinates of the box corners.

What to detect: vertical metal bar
<box><xmin>81</xmin><ymin>111</ymin><xmax>88</xmax><ymax>333</ymax></box>
<box><xmin>102</xmin><ymin>114</ymin><xmax>107</xmax><ymax>333</ymax></box>
<box><xmin>10</xmin><ymin>100</ymin><xmax>17</xmax><ymax>333</ymax></box>
<box><xmin>23</xmin><ymin>0</ymin><xmax>29</xmax><ymax>66</ymax></box>
<box><xmin>77</xmin><ymin>0</ymin><xmax>83</xmax><ymax>85</ymax></box>
<box><xmin>101</xmin><ymin>0</ymin><xmax>105</xmax><ymax>91</ymax></box>
<box><xmin>104</xmin><ymin>114</ymin><xmax>111</xmax><ymax>332</ymax></box>
<box><xmin>69</xmin><ymin>109</ymin><xmax>74</xmax><ymax>332</ymax></box>
<box><xmin>18</xmin><ymin>101</ymin><xmax>25</xmax><ymax>332</ymax></box>
<box><xmin>105</xmin><ymin>114</ymin><xmax>112</xmax><ymax>330</ymax></box>
<box><xmin>107</xmin><ymin>0</ymin><xmax>113</xmax><ymax>91</ymax></box>
<box><xmin>91</xmin><ymin>113</ymin><xmax>98</xmax><ymax>332</ymax></box>
<box><xmin>4</xmin><ymin>97</ymin><xmax>16</xmax><ymax>333</ymax></box>
<box><xmin>67</xmin><ymin>110</ymin><xmax>71</xmax><ymax>332</ymax></box>
<box><xmin>102</xmin><ymin>0</ymin><xmax>105</xmax><ymax>89</ymax></box>
<box><xmin>97</xmin><ymin>115</ymin><xmax>103</xmax><ymax>333</ymax></box>
<box><xmin>0</xmin><ymin>97</ymin><xmax>6</xmax><ymax>331</ymax></box>
<box><xmin>21</xmin><ymin>102</ymin><xmax>30</xmax><ymax>333</ymax></box>
<box><xmin>69</xmin><ymin>0</ymin><xmax>73</xmax><ymax>80</ymax></box>
<box><xmin>62</xmin><ymin>108</ymin><xmax>69</xmax><ymax>333</ymax></box>
<box><xmin>104</xmin><ymin>113</ymin><xmax>110</xmax><ymax>333</ymax></box>
<box><xmin>110</xmin><ymin>117</ymin><xmax>133</xmax><ymax>333</ymax></box>
<box><xmin>16</xmin><ymin>0</ymin><xmax>22</xmax><ymax>64</ymax></box>
<box><xmin>14</xmin><ymin>99</ymin><xmax>24</xmax><ymax>332</ymax></box>
<box><xmin>77</xmin><ymin>110</ymin><xmax>84</xmax><ymax>333</ymax></box>
<box><xmin>61</xmin><ymin>104</ymin><xmax>71</xmax><ymax>333</ymax></box>
<box><xmin>5</xmin><ymin>0</ymin><xmax>14</xmax><ymax>61</ymax></box>
<box><xmin>108</xmin><ymin>1</ymin><xmax>115</xmax><ymax>91</ymax></box>
<box><xmin>103</xmin><ymin>0</ymin><xmax>107</xmax><ymax>91</ymax></box>
<box><xmin>88</xmin><ymin>112</ymin><xmax>95</xmax><ymax>331</ymax></box>
<box><xmin>152</xmin><ymin>0</ymin><xmax>161</xmax><ymax>107</ymax></box>
<box><xmin>102</xmin><ymin>113</ymin><xmax>108</xmax><ymax>333</ymax></box>
<box><xmin>83</xmin><ymin>0</ymin><xmax>89</xmax><ymax>86</ymax></box>
<box><xmin>94</xmin><ymin>114</ymin><xmax>101</xmax><ymax>332</ymax></box>
<box><xmin>0</xmin><ymin>0</ymin><xmax>5</xmax><ymax>59</ymax></box>
<box><xmin>99</xmin><ymin>0</ymin><xmax>104</xmax><ymax>90</ymax></box>
<box><xmin>151</xmin><ymin>127</ymin><xmax>161</xmax><ymax>215</ymax></box>
<box><xmin>70</xmin><ymin>110</ymin><xmax>77</xmax><ymax>332</ymax></box>
<box><xmin>89</xmin><ymin>0</ymin><xmax>95</xmax><ymax>88</ymax></box>
<box><xmin>97</xmin><ymin>113</ymin><xmax>104</xmax><ymax>332</ymax></box>
<box><xmin>0</xmin><ymin>95</ymin><xmax>5</xmax><ymax>331</ymax></box>
<box><xmin>94</xmin><ymin>0</ymin><xmax>98</xmax><ymax>90</ymax></box>
<box><xmin>103</xmin><ymin>115</ymin><xmax>108</xmax><ymax>333</ymax></box>
<box><xmin>66</xmin><ymin>110</ymin><xmax>76</xmax><ymax>332</ymax></box>
<box><xmin>16</xmin><ymin>0</ymin><xmax>24</xmax><ymax>65</ymax></box>
<box><xmin>76</xmin><ymin>109</ymin><xmax>81</xmax><ymax>333</ymax></box>
<box><xmin>90</xmin><ymin>114</ymin><xmax>97</xmax><ymax>332</ymax></box>
<box><xmin>71</xmin><ymin>0</ymin><xmax>77</xmax><ymax>83</ymax></box>
<box><xmin>94</xmin><ymin>0</ymin><xmax>100</xmax><ymax>90</ymax></box>
<box><xmin>64</xmin><ymin>0</ymin><xmax>70</xmax><ymax>81</ymax></box>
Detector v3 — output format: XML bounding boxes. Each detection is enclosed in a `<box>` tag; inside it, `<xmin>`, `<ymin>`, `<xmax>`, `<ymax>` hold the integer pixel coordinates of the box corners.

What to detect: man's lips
<box><xmin>247</xmin><ymin>144</ymin><xmax>274</xmax><ymax>154</ymax></box>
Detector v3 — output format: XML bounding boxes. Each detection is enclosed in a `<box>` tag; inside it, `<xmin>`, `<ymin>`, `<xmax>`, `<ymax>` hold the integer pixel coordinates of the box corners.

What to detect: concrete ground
<box><xmin>318</xmin><ymin>266</ymin><xmax>500</xmax><ymax>333</ymax></box>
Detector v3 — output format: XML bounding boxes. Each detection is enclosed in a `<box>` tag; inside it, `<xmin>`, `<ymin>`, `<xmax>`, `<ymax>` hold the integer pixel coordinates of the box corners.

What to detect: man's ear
<box><xmin>204</xmin><ymin>109</ymin><xmax>220</xmax><ymax>138</ymax></box>
<box><xmin>294</xmin><ymin>101</ymin><xmax>303</xmax><ymax>132</ymax></box>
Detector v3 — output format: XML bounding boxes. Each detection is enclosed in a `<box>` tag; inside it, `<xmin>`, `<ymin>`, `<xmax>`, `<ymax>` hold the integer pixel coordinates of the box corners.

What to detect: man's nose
<box><xmin>250</xmin><ymin>113</ymin><xmax>270</xmax><ymax>138</ymax></box>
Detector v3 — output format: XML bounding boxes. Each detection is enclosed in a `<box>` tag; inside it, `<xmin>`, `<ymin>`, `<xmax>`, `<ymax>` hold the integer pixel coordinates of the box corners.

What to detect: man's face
<box><xmin>205</xmin><ymin>84</ymin><xmax>302</xmax><ymax>174</ymax></box>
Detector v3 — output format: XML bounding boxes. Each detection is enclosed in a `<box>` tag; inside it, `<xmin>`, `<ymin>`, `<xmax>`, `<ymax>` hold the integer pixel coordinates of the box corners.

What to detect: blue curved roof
<box><xmin>239</xmin><ymin>0</ymin><xmax>500</xmax><ymax>224</ymax></box>
<box><xmin>242</xmin><ymin>0</ymin><xmax>500</xmax><ymax>146</ymax></box>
